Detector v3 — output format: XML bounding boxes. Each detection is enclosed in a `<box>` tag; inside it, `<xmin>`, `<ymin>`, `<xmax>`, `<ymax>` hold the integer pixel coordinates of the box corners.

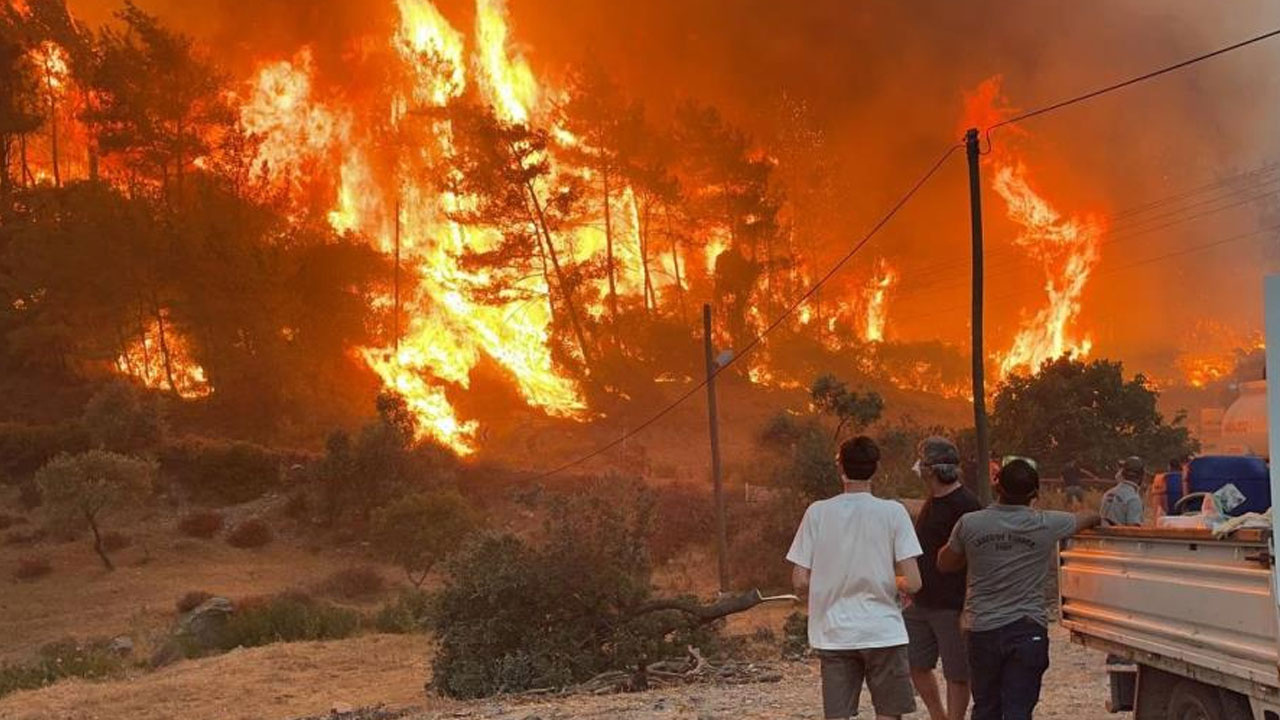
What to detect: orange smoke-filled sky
<box><xmin>68</xmin><ymin>0</ymin><xmax>1280</xmax><ymax>379</ymax></box>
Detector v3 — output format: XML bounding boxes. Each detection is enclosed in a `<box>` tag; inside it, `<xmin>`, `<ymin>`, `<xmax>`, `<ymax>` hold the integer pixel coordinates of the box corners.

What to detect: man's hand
<box><xmin>895</xmin><ymin>557</ymin><xmax>922</xmax><ymax>595</ymax></box>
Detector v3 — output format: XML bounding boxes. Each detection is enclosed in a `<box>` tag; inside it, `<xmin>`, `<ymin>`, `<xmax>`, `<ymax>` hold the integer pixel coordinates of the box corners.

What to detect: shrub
<box><xmin>218</xmin><ymin>591</ymin><xmax>359</xmax><ymax>649</ymax></box>
<box><xmin>82</xmin><ymin>381</ymin><xmax>165</xmax><ymax>454</ymax></box>
<box><xmin>647</xmin><ymin>483</ymin><xmax>716</xmax><ymax>565</ymax></box>
<box><xmin>0</xmin><ymin>513</ymin><xmax>22</xmax><ymax>530</ymax></box>
<box><xmin>17</xmin><ymin>479</ymin><xmax>42</xmax><ymax>509</ymax></box>
<box><xmin>371</xmin><ymin>490</ymin><xmax>475</xmax><ymax>587</ymax></box>
<box><xmin>226</xmin><ymin>518</ymin><xmax>273</xmax><ymax>548</ymax></box>
<box><xmin>0</xmin><ymin>640</ymin><xmax>122</xmax><ymax>699</ymax></box>
<box><xmin>372</xmin><ymin>589</ymin><xmax>434</xmax><ymax>634</ymax></box>
<box><xmin>176</xmin><ymin>590</ymin><xmax>215</xmax><ymax>614</ymax></box>
<box><xmin>36</xmin><ymin>450</ymin><xmax>157</xmax><ymax>571</ymax></box>
<box><xmin>283</xmin><ymin>490</ymin><xmax>309</xmax><ymax>519</ymax></box>
<box><xmin>431</xmin><ymin>484</ymin><xmax>717</xmax><ymax>699</ymax></box>
<box><xmin>0</xmin><ymin>422</ymin><xmax>90</xmax><ymax>483</ymax></box>
<box><xmin>159</xmin><ymin>438</ymin><xmax>282</xmax><ymax>506</ymax></box>
<box><xmin>316</xmin><ymin>566</ymin><xmax>386</xmax><ymax>601</ymax></box>
<box><xmin>178</xmin><ymin>510</ymin><xmax>224</xmax><ymax>539</ymax></box>
<box><xmin>4</xmin><ymin>527</ymin><xmax>47</xmax><ymax>546</ymax></box>
<box><xmin>727</xmin><ymin>492</ymin><xmax>806</xmax><ymax>592</ymax></box>
<box><xmin>100</xmin><ymin>531</ymin><xmax>131</xmax><ymax>552</ymax></box>
<box><xmin>13</xmin><ymin>556</ymin><xmax>51</xmax><ymax>580</ymax></box>
<box><xmin>781</xmin><ymin>612</ymin><xmax>809</xmax><ymax>660</ymax></box>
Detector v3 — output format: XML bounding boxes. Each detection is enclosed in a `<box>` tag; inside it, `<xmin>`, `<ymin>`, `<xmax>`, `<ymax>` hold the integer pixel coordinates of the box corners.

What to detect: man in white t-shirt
<box><xmin>787</xmin><ymin>435</ymin><xmax>923</xmax><ymax>720</ymax></box>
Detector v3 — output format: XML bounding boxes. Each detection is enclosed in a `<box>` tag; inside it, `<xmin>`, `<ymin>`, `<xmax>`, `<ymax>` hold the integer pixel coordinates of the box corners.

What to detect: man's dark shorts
<box><xmin>817</xmin><ymin>645</ymin><xmax>916</xmax><ymax>718</ymax></box>
<box><xmin>904</xmin><ymin>605</ymin><xmax>969</xmax><ymax>682</ymax></box>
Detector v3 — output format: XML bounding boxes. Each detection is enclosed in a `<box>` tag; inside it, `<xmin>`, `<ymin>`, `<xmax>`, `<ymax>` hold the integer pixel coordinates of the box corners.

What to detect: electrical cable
<box><xmin>530</xmin><ymin>143</ymin><xmax>963</xmax><ymax>479</ymax></box>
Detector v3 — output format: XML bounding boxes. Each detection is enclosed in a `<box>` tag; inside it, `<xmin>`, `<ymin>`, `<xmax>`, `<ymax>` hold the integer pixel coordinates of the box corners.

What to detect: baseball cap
<box><xmin>1121</xmin><ymin>456</ymin><xmax>1144</xmax><ymax>480</ymax></box>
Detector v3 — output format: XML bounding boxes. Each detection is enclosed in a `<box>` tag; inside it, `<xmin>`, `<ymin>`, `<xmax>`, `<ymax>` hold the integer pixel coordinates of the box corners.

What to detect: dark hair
<box><xmin>838</xmin><ymin>435</ymin><xmax>880</xmax><ymax>481</ymax></box>
<box><xmin>995</xmin><ymin>459</ymin><xmax>1039</xmax><ymax>505</ymax></box>
<box><xmin>1169</xmin><ymin>458</ymin><xmax>1183</xmax><ymax>471</ymax></box>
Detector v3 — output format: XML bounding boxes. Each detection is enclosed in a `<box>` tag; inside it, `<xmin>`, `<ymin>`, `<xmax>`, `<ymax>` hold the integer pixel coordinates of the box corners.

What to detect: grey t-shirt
<box><xmin>1101</xmin><ymin>481</ymin><xmax>1143</xmax><ymax>526</ymax></box>
<box><xmin>946</xmin><ymin>504</ymin><xmax>1078</xmax><ymax>632</ymax></box>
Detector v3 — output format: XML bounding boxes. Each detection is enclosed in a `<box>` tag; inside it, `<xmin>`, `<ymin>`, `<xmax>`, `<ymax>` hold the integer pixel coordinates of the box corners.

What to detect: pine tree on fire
<box><xmin>441</xmin><ymin>99</ymin><xmax>599</xmax><ymax>374</ymax></box>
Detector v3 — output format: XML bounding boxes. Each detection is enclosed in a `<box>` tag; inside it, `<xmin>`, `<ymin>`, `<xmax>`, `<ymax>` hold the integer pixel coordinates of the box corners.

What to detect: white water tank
<box><xmin>1220</xmin><ymin>380</ymin><xmax>1269</xmax><ymax>457</ymax></box>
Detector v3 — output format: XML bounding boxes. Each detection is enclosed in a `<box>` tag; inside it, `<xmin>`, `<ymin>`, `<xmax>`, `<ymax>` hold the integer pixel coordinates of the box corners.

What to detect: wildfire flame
<box><xmin>115</xmin><ymin>319</ymin><xmax>212</xmax><ymax>399</ymax></box>
<box><xmin>964</xmin><ymin>77</ymin><xmax>1104</xmax><ymax>378</ymax></box>
<box><xmin>234</xmin><ymin>0</ymin><xmax>607</xmax><ymax>454</ymax></box>
<box><xmin>862</xmin><ymin>258</ymin><xmax>896</xmax><ymax>343</ymax></box>
<box><xmin>1175</xmin><ymin>321</ymin><xmax>1265</xmax><ymax>388</ymax></box>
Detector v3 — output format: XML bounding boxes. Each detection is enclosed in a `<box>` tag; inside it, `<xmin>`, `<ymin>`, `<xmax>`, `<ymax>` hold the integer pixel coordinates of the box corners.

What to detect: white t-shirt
<box><xmin>786</xmin><ymin>492</ymin><xmax>922</xmax><ymax>650</ymax></box>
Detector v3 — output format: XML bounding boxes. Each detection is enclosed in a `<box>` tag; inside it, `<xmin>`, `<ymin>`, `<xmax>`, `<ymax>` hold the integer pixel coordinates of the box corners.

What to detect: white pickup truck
<box><xmin>1057</xmin><ymin>276</ymin><xmax>1280</xmax><ymax>720</ymax></box>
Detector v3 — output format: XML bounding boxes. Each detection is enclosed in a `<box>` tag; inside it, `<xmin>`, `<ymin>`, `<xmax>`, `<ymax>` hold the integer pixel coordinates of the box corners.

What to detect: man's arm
<box><xmin>937</xmin><ymin>544</ymin><xmax>966</xmax><ymax>573</ymax></box>
<box><xmin>792</xmin><ymin>564</ymin><xmax>811</xmax><ymax>599</ymax></box>
<box><xmin>895</xmin><ymin>556</ymin><xmax>922</xmax><ymax>594</ymax></box>
<box><xmin>1075</xmin><ymin>510</ymin><xmax>1102</xmax><ymax>531</ymax></box>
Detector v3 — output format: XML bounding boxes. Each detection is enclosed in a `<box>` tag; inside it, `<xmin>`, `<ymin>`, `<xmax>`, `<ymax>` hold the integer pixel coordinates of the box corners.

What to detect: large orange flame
<box><xmin>963</xmin><ymin>77</ymin><xmax>1104</xmax><ymax>378</ymax></box>
<box><xmin>862</xmin><ymin>258</ymin><xmax>896</xmax><ymax>343</ymax></box>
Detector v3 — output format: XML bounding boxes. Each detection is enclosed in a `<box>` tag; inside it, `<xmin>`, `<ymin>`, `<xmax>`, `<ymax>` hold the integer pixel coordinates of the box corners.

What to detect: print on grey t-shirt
<box><xmin>948</xmin><ymin>505</ymin><xmax>1077</xmax><ymax>632</ymax></box>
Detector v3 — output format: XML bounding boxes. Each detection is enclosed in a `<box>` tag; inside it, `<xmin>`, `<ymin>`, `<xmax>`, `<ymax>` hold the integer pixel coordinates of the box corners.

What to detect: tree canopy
<box><xmin>991</xmin><ymin>357</ymin><xmax>1198</xmax><ymax>476</ymax></box>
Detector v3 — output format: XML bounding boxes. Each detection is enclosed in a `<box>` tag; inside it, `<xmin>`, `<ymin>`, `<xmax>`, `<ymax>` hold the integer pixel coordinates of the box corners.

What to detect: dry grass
<box><xmin>0</xmin><ymin>520</ymin><xmax>368</xmax><ymax>664</ymax></box>
<box><xmin>0</xmin><ymin>634</ymin><xmax>429</xmax><ymax>720</ymax></box>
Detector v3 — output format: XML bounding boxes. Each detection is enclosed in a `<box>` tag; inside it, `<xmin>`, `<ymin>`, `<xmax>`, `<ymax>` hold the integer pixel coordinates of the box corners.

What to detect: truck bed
<box><xmin>1059</xmin><ymin>527</ymin><xmax>1280</xmax><ymax>698</ymax></box>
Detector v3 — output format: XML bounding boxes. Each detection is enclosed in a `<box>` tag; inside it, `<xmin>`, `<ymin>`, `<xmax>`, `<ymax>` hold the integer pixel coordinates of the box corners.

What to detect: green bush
<box><xmin>430</xmin><ymin>484</ymin><xmax>718</xmax><ymax>699</ymax></box>
<box><xmin>36</xmin><ymin>450</ymin><xmax>157</xmax><ymax>571</ymax></box>
<box><xmin>0</xmin><ymin>639</ymin><xmax>122</xmax><ymax>699</ymax></box>
<box><xmin>372</xmin><ymin>588</ymin><xmax>434</xmax><ymax>634</ymax></box>
<box><xmin>159</xmin><ymin>438</ymin><xmax>282</xmax><ymax>506</ymax></box>
<box><xmin>13</xmin><ymin>555</ymin><xmax>52</xmax><ymax>580</ymax></box>
<box><xmin>178</xmin><ymin>509</ymin><xmax>224</xmax><ymax>538</ymax></box>
<box><xmin>371</xmin><ymin>490</ymin><xmax>475</xmax><ymax>587</ymax></box>
<box><xmin>0</xmin><ymin>422</ymin><xmax>89</xmax><ymax>483</ymax></box>
<box><xmin>316</xmin><ymin>565</ymin><xmax>386</xmax><ymax>601</ymax></box>
<box><xmin>226</xmin><ymin>518</ymin><xmax>273</xmax><ymax>548</ymax></box>
<box><xmin>82</xmin><ymin>381</ymin><xmax>165</xmax><ymax>454</ymax></box>
<box><xmin>219</xmin><ymin>591</ymin><xmax>360</xmax><ymax>649</ymax></box>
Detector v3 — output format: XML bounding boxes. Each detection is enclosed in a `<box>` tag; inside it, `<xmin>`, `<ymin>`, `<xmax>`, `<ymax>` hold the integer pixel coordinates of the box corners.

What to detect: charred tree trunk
<box><xmin>151</xmin><ymin>297</ymin><xmax>180</xmax><ymax>396</ymax></box>
<box><xmin>521</xmin><ymin>176</ymin><xmax>595</xmax><ymax>372</ymax></box>
<box><xmin>602</xmin><ymin>166</ymin><xmax>619</xmax><ymax>325</ymax></box>
<box><xmin>19</xmin><ymin>133</ymin><xmax>32</xmax><ymax>187</ymax></box>
<box><xmin>86</xmin><ymin>510</ymin><xmax>113</xmax><ymax>571</ymax></box>
<box><xmin>639</xmin><ymin>198</ymin><xmax>655</xmax><ymax>314</ymax></box>
<box><xmin>663</xmin><ymin>205</ymin><xmax>686</xmax><ymax>322</ymax></box>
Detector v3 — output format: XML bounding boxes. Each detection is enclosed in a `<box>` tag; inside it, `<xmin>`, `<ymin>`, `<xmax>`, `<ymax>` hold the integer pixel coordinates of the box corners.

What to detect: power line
<box><xmin>889</xmin><ymin>161</ymin><xmax>1280</xmax><ymax>288</ymax></box>
<box><xmin>987</xmin><ymin>27</ymin><xmax>1280</xmax><ymax>133</ymax></box>
<box><xmin>905</xmin><ymin>222</ymin><xmax>1280</xmax><ymax>324</ymax></box>
<box><xmin>531</xmin><ymin>143</ymin><xmax>964</xmax><ymax>479</ymax></box>
<box><xmin>532</xmin><ymin>25</ymin><xmax>1280</xmax><ymax>479</ymax></box>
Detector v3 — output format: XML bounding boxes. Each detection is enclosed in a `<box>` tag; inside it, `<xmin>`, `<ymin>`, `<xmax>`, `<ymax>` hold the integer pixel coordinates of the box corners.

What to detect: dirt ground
<box><xmin>0</xmin><ymin>623</ymin><xmax>1124</xmax><ymax>720</ymax></box>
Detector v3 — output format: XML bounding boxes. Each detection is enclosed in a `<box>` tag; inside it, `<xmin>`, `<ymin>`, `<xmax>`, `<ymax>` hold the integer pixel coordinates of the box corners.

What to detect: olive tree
<box><xmin>371</xmin><ymin>489</ymin><xmax>475</xmax><ymax>588</ymax></box>
<box><xmin>36</xmin><ymin>450</ymin><xmax>156</xmax><ymax>570</ymax></box>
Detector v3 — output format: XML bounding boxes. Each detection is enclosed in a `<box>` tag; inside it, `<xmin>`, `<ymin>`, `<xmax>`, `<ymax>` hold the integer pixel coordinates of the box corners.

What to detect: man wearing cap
<box><xmin>1101</xmin><ymin>456</ymin><xmax>1145</xmax><ymax>527</ymax></box>
<box><xmin>937</xmin><ymin>459</ymin><xmax>1101</xmax><ymax>720</ymax></box>
<box><xmin>906</xmin><ymin>437</ymin><xmax>981</xmax><ymax>720</ymax></box>
<box><xmin>788</xmin><ymin>435</ymin><xmax>923</xmax><ymax>720</ymax></box>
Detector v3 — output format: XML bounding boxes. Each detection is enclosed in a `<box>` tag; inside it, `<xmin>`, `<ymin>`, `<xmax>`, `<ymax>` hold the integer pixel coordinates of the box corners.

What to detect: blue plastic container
<box><xmin>1155</xmin><ymin>471</ymin><xmax>1183</xmax><ymax>515</ymax></box>
<box><xmin>1184</xmin><ymin>455</ymin><xmax>1270</xmax><ymax>516</ymax></box>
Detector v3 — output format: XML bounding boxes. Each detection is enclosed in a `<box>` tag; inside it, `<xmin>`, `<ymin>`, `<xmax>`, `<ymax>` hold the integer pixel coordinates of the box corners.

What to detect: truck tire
<box><xmin>1167</xmin><ymin>680</ymin><xmax>1226</xmax><ymax>720</ymax></box>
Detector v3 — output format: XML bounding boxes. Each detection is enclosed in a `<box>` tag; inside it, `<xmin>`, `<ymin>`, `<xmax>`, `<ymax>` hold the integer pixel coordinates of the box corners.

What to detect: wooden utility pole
<box><xmin>702</xmin><ymin>303</ymin><xmax>730</xmax><ymax>592</ymax></box>
<box><xmin>965</xmin><ymin>128</ymin><xmax>993</xmax><ymax>504</ymax></box>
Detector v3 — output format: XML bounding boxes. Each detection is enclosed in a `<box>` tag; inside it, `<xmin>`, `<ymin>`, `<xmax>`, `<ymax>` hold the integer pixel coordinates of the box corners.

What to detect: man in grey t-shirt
<box><xmin>938</xmin><ymin>459</ymin><xmax>1100</xmax><ymax>720</ymax></box>
<box><xmin>1101</xmin><ymin>456</ymin><xmax>1145</xmax><ymax>527</ymax></box>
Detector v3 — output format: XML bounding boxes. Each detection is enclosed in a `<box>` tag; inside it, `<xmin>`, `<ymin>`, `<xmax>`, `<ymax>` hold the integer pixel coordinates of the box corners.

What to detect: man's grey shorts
<box><xmin>816</xmin><ymin>645</ymin><xmax>915</xmax><ymax>718</ymax></box>
<box><xmin>904</xmin><ymin>605</ymin><xmax>969</xmax><ymax>682</ymax></box>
